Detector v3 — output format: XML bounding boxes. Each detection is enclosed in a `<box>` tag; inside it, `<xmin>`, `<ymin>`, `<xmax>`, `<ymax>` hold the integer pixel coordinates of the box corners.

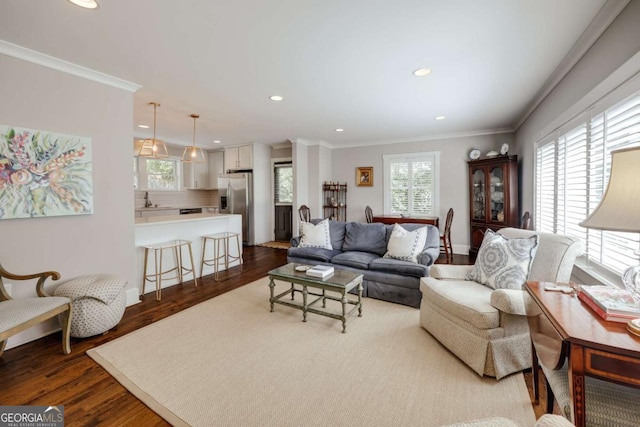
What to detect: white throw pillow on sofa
<box><xmin>383</xmin><ymin>224</ymin><xmax>427</xmax><ymax>263</ymax></box>
<box><xmin>299</xmin><ymin>219</ymin><xmax>333</xmax><ymax>250</ymax></box>
<box><xmin>466</xmin><ymin>229</ymin><xmax>538</xmax><ymax>290</ymax></box>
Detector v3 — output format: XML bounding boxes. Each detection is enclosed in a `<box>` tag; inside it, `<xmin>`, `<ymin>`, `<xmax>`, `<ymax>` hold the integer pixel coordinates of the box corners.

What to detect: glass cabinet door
<box><xmin>471</xmin><ymin>169</ymin><xmax>485</xmax><ymax>221</ymax></box>
<box><xmin>489</xmin><ymin>166</ymin><xmax>505</xmax><ymax>222</ymax></box>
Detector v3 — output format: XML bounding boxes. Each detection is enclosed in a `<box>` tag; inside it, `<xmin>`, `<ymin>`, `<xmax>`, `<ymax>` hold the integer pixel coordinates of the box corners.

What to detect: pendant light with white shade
<box><xmin>181</xmin><ymin>114</ymin><xmax>206</xmax><ymax>163</ymax></box>
<box><xmin>138</xmin><ymin>102</ymin><xmax>169</xmax><ymax>158</ymax></box>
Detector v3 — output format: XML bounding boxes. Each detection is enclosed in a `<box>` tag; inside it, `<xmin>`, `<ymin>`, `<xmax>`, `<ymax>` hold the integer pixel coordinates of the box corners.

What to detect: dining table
<box><xmin>371</xmin><ymin>215</ymin><xmax>439</xmax><ymax>228</ymax></box>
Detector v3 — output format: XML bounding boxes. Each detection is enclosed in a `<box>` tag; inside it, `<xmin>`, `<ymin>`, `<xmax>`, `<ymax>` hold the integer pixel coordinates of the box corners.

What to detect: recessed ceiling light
<box><xmin>269</xmin><ymin>95</ymin><xmax>284</xmax><ymax>101</ymax></box>
<box><xmin>213</xmin><ymin>140</ymin><xmax>221</xmax><ymax>144</ymax></box>
<box><xmin>335</xmin><ymin>128</ymin><xmax>344</xmax><ymax>132</ymax></box>
<box><xmin>435</xmin><ymin>115</ymin><xmax>446</xmax><ymax>121</ymax></box>
<box><xmin>67</xmin><ymin>0</ymin><xmax>99</xmax><ymax>9</ymax></box>
<box><xmin>138</xmin><ymin>124</ymin><xmax>149</xmax><ymax>129</ymax></box>
<box><xmin>413</xmin><ymin>68</ymin><xmax>432</xmax><ymax>77</ymax></box>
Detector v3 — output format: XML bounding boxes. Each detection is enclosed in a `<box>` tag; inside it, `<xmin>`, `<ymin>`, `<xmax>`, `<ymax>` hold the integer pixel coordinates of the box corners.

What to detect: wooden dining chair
<box><xmin>521</xmin><ymin>211</ymin><xmax>532</xmax><ymax>230</ymax></box>
<box><xmin>298</xmin><ymin>205</ymin><xmax>311</xmax><ymax>222</ymax></box>
<box><xmin>365</xmin><ymin>206</ymin><xmax>373</xmax><ymax>223</ymax></box>
<box><xmin>439</xmin><ymin>208</ymin><xmax>454</xmax><ymax>262</ymax></box>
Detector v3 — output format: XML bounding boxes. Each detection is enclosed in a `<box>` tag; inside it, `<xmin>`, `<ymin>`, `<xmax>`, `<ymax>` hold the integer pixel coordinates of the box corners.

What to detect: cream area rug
<box><xmin>87</xmin><ymin>277</ymin><xmax>536</xmax><ymax>427</ymax></box>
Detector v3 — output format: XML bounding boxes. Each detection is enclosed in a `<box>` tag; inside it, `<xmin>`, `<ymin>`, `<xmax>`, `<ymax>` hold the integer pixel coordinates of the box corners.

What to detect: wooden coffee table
<box><xmin>268</xmin><ymin>264</ymin><xmax>363</xmax><ymax>333</ymax></box>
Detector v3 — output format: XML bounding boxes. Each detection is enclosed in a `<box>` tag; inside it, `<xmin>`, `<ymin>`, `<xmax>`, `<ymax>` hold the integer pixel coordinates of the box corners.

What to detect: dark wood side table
<box><xmin>371</xmin><ymin>215</ymin><xmax>439</xmax><ymax>228</ymax></box>
<box><xmin>524</xmin><ymin>281</ymin><xmax>640</xmax><ymax>427</ymax></box>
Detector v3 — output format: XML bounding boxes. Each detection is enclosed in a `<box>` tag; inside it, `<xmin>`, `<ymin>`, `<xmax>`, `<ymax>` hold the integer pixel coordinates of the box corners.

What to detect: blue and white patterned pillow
<box><xmin>383</xmin><ymin>224</ymin><xmax>428</xmax><ymax>263</ymax></box>
<box><xmin>466</xmin><ymin>229</ymin><xmax>538</xmax><ymax>290</ymax></box>
<box><xmin>299</xmin><ymin>219</ymin><xmax>332</xmax><ymax>250</ymax></box>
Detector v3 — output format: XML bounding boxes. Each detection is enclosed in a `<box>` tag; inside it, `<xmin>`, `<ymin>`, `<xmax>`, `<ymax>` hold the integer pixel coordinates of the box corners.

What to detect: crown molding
<box><xmin>326</xmin><ymin>127</ymin><xmax>514</xmax><ymax>149</ymax></box>
<box><xmin>514</xmin><ymin>0</ymin><xmax>631</xmax><ymax>130</ymax></box>
<box><xmin>0</xmin><ymin>39</ymin><xmax>141</xmax><ymax>93</ymax></box>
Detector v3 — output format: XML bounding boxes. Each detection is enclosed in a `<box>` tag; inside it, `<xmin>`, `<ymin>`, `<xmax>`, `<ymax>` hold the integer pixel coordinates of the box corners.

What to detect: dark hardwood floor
<box><xmin>1</xmin><ymin>247</ymin><xmax>555</xmax><ymax>425</ymax></box>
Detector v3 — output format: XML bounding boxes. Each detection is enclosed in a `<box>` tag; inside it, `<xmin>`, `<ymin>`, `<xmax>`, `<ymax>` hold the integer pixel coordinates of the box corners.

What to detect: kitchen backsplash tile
<box><xmin>135</xmin><ymin>190</ymin><xmax>218</xmax><ymax>209</ymax></box>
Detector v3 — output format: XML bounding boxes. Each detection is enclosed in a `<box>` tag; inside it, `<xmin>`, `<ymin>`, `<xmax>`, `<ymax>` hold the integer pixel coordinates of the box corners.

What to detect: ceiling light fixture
<box><xmin>435</xmin><ymin>115</ymin><xmax>446</xmax><ymax>120</ymax></box>
<box><xmin>269</xmin><ymin>95</ymin><xmax>284</xmax><ymax>101</ymax></box>
<box><xmin>67</xmin><ymin>0</ymin><xmax>99</xmax><ymax>9</ymax></box>
<box><xmin>413</xmin><ymin>68</ymin><xmax>432</xmax><ymax>77</ymax></box>
<box><xmin>181</xmin><ymin>114</ymin><xmax>206</xmax><ymax>163</ymax></box>
<box><xmin>138</xmin><ymin>102</ymin><xmax>169</xmax><ymax>158</ymax></box>
<box><xmin>213</xmin><ymin>140</ymin><xmax>221</xmax><ymax>144</ymax></box>
<box><xmin>138</xmin><ymin>124</ymin><xmax>149</xmax><ymax>129</ymax></box>
<box><xmin>335</xmin><ymin>128</ymin><xmax>344</xmax><ymax>132</ymax></box>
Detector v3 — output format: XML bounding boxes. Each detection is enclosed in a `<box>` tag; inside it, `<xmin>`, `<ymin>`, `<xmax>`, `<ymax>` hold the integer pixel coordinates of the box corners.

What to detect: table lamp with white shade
<box><xmin>579</xmin><ymin>146</ymin><xmax>640</xmax><ymax>296</ymax></box>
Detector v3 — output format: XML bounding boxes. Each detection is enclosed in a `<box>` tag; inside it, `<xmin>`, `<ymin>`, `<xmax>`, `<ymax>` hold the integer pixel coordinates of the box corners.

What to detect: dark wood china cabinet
<box><xmin>468</xmin><ymin>155</ymin><xmax>519</xmax><ymax>257</ymax></box>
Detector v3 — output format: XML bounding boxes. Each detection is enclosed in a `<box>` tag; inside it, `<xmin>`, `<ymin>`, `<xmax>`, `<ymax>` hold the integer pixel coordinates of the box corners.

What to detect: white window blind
<box><xmin>535</xmin><ymin>91</ymin><xmax>640</xmax><ymax>278</ymax></box>
<box><xmin>383</xmin><ymin>152</ymin><xmax>439</xmax><ymax>216</ymax></box>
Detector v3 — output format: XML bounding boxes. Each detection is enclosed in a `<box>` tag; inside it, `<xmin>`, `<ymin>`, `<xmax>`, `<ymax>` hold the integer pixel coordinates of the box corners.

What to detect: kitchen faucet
<box><xmin>144</xmin><ymin>191</ymin><xmax>153</xmax><ymax>208</ymax></box>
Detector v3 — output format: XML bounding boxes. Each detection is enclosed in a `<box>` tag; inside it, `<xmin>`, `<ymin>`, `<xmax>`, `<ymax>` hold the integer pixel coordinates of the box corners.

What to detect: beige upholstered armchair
<box><xmin>419</xmin><ymin>228</ymin><xmax>582</xmax><ymax>379</ymax></box>
<box><xmin>0</xmin><ymin>263</ymin><xmax>72</xmax><ymax>356</ymax></box>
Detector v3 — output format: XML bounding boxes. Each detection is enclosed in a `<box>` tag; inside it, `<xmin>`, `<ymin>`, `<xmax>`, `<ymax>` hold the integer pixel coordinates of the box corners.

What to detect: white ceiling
<box><xmin>0</xmin><ymin>0</ymin><xmax>617</xmax><ymax>150</ymax></box>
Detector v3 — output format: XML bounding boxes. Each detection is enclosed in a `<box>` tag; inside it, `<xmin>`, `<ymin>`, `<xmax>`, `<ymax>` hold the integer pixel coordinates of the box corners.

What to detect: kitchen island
<box><xmin>135</xmin><ymin>213</ymin><xmax>242</xmax><ymax>297</ymax></box>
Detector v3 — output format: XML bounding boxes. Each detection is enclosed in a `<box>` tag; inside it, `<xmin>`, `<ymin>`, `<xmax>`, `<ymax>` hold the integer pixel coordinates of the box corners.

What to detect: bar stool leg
<box><xmin>141</xmin><ymin>247</ymin><xmax>149</xmax><ymax>296</ymax></box>
<box><xmin>224</xmin><ymin>236</ymin><xmax>230</xmax><ymax>271</ymax></box>
<box><xmin>175</xmin><ymin>245</ymin><xmax>183</xmax><ymax>284</ymax></box>
<box><xmin>235</xmin><ymin>233</ymin><xmax>243</xmax><ymax>271</ymax></box>
<box><xmin>200</xmin><ymin>237</ymin><xmax>208</xmax><ymax>278</ymax></box>
<box><xmin>156</xmin><ymin>247</ymin><xmax>162</xmax><ymax>301</ymax></box>
<box><xmin>186</xmin><ymin>241</ymin><xmax>198</xmax><ymax>287</ymax></box>
<box><xmin>214</xmin><ymin>237</ymin><xmax>221</xmax><ymax>281</ymax></box>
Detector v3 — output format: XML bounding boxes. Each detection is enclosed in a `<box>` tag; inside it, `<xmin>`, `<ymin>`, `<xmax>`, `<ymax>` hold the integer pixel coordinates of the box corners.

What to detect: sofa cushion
<box><xmin>331</xmin><ymin>251</ymin><xmax>379</xmax><ymax>270</ymax></box>
<box><xmin>299</xmin><ymin>219</ymin><xmax>332</xmax><ymax>250</ymax></box>
<box><xmin>466</xmin><ymin>229</ymin><xmax>538</xmax><ymax>290</ymax></box>
<box><xmin>420</xmin><ymin>278</ymin><xmax>500</xmax><ymax>329</ymax></box>
<box><xmin>287</xmin><ymin>246</ymin><xmax>342</xmax><ymax>263</ymax></box>
<box><xmin>369</xmin><ymin>257</ymin><xmax>428</xmax><ymax>278</ymax></box>
<box><xmin>342</xmin><ymin>222</ymin><xmax>387</xmax><ymax>256</ymax></box>
<box><xmin>383</xmin><ymin>224</ymin><xmax>428</xmax><ymax>263</ymax></box>
<box><xmin>310</xmin><ymin>219</ymin><xmax>347</xmax><ymax>250</ymax></box>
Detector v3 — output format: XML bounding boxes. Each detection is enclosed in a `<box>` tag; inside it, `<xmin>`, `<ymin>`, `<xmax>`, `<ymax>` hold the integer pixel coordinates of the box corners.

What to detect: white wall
<box><xmin>0</xmin><ymin>54</ymin><xmax>137</xmax><ymax>349</ymax></box>
<box><xmin>515</xmin><ymin>1</ymin><xmax>640</xmax><ymax>213</ymax></box>
<box><xmin>331</xmin><ymin>134</ymin><xmax>514</xmax><ymax>253</ymax></box>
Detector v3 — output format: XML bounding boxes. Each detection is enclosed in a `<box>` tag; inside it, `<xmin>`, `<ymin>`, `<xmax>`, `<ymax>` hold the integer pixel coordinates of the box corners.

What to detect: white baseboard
<box><xmin>126</xmin><ymin>287</ymin><xmax>141</xmax><ymax>306</ymax></box>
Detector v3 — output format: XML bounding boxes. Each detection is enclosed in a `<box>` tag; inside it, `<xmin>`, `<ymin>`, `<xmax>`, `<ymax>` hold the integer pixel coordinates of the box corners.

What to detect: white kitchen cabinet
<box><xmin>208</xmin><ymin>151</ymin><xmax>224</xmax><ymax>188</ymax></box>
<box><xmin>184</xmin><ymin>153</ymin><xmax>211</xmax><ymax>190</ymax></box>
<box><xmin>224</xmin><ymin>145</ymin><xmax>252</xmax><ymax>171</ymax></box>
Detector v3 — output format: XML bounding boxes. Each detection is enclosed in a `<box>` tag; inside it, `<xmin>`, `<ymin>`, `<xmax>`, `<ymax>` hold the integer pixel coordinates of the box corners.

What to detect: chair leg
<box><xmin>545</xmin><ymin>375</ymin><xmax>555</xmax><ymax>414</ymax></box>
<box><xmin>60</xmin><ymin>305</ymin><xmax>72</xmax><ymax>355</ymax></box>
<box><xmin>0</xmin><ymin>340</ymin><xmax>6</xmax><ymax>357</ymax></box>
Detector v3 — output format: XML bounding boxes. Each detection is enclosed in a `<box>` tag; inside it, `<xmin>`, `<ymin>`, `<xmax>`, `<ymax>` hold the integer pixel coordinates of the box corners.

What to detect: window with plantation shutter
<box><xmin>535</xmin><ymin>91</ymin><xmax>640</xmax><ymax>279</ymax></box>
<box><xmin>383</xmin><ymin>152</ymin><xmax>439</xmax><ymax>216</ymax></box>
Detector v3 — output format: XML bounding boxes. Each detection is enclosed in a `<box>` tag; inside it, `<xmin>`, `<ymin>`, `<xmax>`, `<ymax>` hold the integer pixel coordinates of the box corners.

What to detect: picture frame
<box><xmin>356</xmin><ymin>166</ymin><xmax>373</xmax><ymax>187</ymax></box>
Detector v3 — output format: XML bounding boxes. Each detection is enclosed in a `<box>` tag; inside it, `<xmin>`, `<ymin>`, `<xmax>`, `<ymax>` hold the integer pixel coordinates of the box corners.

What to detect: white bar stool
<box><xmin>141</xmin><ymin>239</ymin><xmax>198</xmax><ymax>300</ymax></box>
<box><xmin>200</xmin><ymin>232</ymin><xmax>243</xmax><ymax>281</ymax></box>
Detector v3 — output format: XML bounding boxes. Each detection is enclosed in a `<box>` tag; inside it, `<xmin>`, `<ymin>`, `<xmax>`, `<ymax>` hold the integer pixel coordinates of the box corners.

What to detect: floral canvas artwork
<box><xmin>0</xmin><ymin>125</ymin><xmax>93</xmax><ymax>219</ymax></box>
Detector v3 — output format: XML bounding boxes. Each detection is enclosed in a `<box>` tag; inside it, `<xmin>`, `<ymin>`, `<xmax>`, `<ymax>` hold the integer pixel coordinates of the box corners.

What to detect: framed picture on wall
<box><xmin>356</xmin><ymin>166</ymin><xmax>373</xmax><ymax>187</ymax></box>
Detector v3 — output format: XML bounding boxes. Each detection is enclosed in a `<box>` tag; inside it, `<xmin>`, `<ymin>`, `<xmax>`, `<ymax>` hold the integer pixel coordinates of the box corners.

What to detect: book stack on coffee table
<box><xmin>578</xmin><ymin>285</ymin><xmax>640</xmax><ymax>323</ymax></box>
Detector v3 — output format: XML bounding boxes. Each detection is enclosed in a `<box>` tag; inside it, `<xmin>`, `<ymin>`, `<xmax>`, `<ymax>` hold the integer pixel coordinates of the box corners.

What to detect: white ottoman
<box><xmin>54</xmin><ymin>274</ymin><xmax>127</xmax><ymax>338</ymax></box>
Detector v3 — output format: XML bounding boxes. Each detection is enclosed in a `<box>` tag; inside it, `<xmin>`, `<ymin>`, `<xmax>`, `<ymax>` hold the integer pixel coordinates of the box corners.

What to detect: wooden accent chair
<box><xmin>0</xmin><ymin>263</ymin><xmax>72</xmax><ymax>356</ymax></box>
<box><xmin>298</xmin><ymin>205</ymin><xmax>311</xmax><ymax>222</ymax></box>
<box><xmin>521</xmin><ymin>211</ymin><xmax>532</xmax><ymax>230</ymax></box>
<box><xmin>439</xmin><ymin>208</ymin><xmax>454</xmax><ymax>262</ymax></box>
<box><xmin>365</xmin><ymin>206</ymin><xmax>373</xmax><ymax>223</ymax></box>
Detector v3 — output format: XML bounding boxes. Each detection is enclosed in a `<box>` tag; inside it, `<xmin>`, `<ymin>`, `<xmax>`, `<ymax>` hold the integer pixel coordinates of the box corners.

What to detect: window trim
<box><xmin>382</xmin><ymin>151</ymin><xmax>440</xmax><ymax>216</ymax></box>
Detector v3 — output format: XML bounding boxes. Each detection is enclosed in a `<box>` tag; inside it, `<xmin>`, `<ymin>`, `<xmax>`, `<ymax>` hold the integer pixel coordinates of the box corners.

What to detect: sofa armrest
<box><xmin>429</xmin><ymin>264</ymin><xmax>473</xmax><ymax>280</ymax></box>
<box><xmin>490</xmin><ymin>289</ymin><xmax>527</xmax><ymax>316</ymax></box>
<box><xmin>290</xmin><ymin>236</ymin><xmax>301</xmax><ymax>247</ymax></box>
<box><xmin>417</xmin><ymin>247</ymin><xmax>440</xmax><ymax>267</ymax></box>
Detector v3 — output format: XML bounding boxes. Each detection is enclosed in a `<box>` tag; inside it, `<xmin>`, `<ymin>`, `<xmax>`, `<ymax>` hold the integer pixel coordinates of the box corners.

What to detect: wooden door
<box><xmin>274</xmin><ymin>205</ymin><xmax>292</xmax><ymax>241</ymax></box>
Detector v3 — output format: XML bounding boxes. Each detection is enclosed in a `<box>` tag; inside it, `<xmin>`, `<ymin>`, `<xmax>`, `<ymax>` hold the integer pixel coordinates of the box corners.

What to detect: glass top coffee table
<box><xmin>268</xmin><ymin>263</ymin><xmax>364</xmax><ymax>333</ymax></box>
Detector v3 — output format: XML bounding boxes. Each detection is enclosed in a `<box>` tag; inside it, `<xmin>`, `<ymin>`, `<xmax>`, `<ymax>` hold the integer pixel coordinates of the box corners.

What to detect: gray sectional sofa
<box><xmin>287</xmin><ymin>219</ymin><xmax>440</xmax><ymax>308</ymax></box>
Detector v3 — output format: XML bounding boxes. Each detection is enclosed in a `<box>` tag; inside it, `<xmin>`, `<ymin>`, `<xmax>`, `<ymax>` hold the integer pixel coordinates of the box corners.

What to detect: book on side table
<box><xmin>306</xmin><ymin>265</ymin><xmax>334</xmax><ymax>279</ymax></box>
<box><xmin>578</xmin><ymin>285</ymin><xmax>640</xmax><ymax>323</ymax></box>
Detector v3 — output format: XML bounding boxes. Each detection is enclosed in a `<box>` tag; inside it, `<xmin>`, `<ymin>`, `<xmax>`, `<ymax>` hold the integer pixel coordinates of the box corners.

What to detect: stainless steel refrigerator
<box><xmin>218</xmin><ymin>172</ymin><xmax>254</xmax><ymax>245</ymax></box>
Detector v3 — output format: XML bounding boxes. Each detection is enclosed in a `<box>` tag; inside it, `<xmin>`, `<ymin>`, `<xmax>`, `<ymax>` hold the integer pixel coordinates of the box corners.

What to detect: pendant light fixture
<box><xmin>138</xmin><ymin>102</ymin><xmax>169</xmax><ymax>158</ymax></box>
<box><xmin>181</xmin><ymin>114</ymin><xmax>206</xmax><ymax>163</ymax></box>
